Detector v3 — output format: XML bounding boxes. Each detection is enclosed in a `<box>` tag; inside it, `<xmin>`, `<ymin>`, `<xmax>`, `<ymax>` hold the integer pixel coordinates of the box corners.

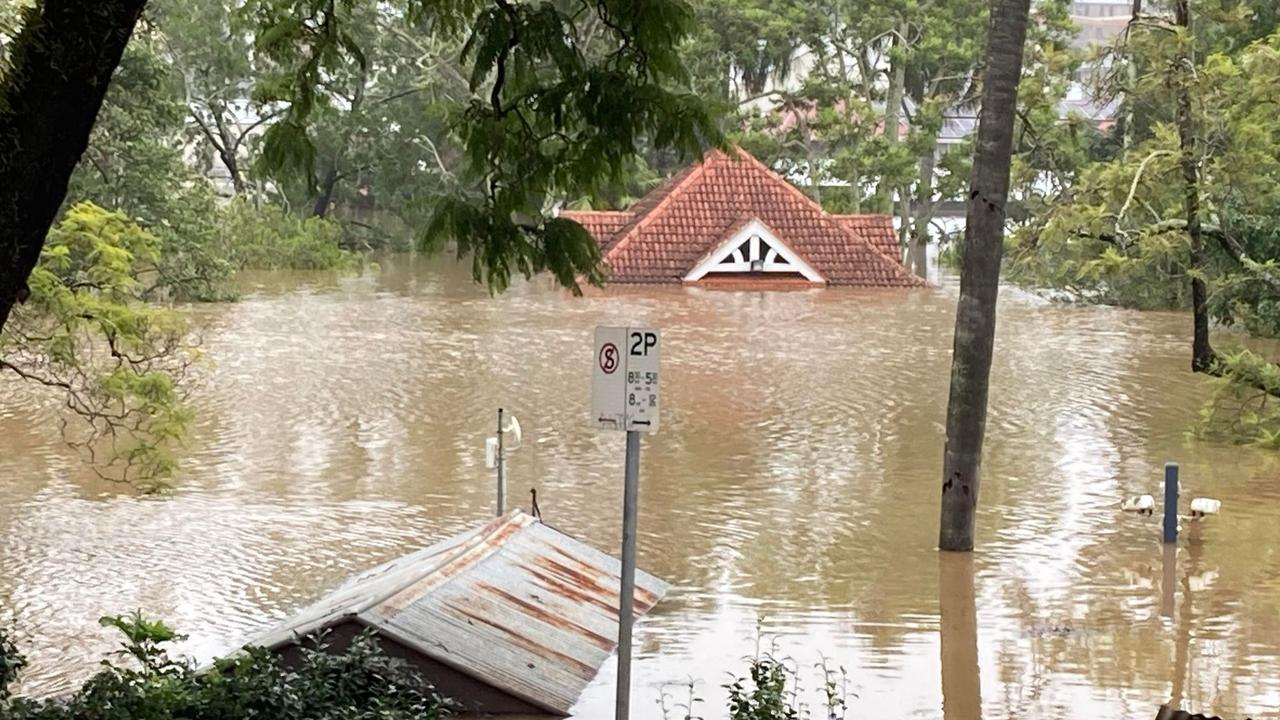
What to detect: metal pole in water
<box><xmin>615</xmin><ymin>429</ymin><xmax>641</xmax><ymax>720</ymax></box>
<box><xmin>1163</xmin><ymin>462</ymin><xmax>1179</xmax><ymax>544</ymax></box>
<box><xmin>496</xmin><ymin>408</ymin><xmax>505</xmax><ymax>516</ymax></box>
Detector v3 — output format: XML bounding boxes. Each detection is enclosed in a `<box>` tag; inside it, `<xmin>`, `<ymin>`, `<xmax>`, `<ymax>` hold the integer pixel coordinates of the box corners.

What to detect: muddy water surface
<box><xmin>3</xmin><ymin>255</ymin><xmax>1279</xmax><ymax>718</ymax></box>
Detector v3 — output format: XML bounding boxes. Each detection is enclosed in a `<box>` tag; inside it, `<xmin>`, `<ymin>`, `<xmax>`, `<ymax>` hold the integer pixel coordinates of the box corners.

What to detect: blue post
<box><xmin>1163</xmin><ymin>463</ymin><xmax>1179</xmax><ymax>544</ymax></box>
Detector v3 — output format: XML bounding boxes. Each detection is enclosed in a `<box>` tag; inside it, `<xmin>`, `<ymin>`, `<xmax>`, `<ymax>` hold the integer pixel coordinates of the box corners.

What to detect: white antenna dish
<box><xmin>503</xmin><ymin>414</ymin><xmax>523</xmax><ymax>449</ymax></box>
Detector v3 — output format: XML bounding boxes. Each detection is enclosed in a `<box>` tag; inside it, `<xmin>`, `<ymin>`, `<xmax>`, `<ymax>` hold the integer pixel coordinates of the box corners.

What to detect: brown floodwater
<box><xmin>3</xmin><ymin>254</ymin><xmax>1280</xmax><ymax>718</ymax></box>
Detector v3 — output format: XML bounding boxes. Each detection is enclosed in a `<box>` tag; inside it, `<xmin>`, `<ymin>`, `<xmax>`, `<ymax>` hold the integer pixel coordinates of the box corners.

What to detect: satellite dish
<box><xmin>503</xmin><ymin>414</ymin><xmax>523</xmax><ymax>449</ymax></box>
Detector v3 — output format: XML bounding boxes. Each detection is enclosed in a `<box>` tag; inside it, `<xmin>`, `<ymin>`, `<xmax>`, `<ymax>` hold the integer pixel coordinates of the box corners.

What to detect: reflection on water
<box><xmin>940</xmin><ymin>554</ymin><xmax>981</xmax><ymax>720</ymax></box>
<box><xmin>4</xmin><ymin>254</ymin><xmax>1280</xmax><ymax>718</ymax></box>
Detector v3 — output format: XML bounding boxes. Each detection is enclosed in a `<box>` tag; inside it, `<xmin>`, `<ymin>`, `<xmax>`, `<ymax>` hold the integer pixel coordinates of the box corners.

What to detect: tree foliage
<box><xmin>1009</xmin><ymin>25</ymin><xmax>1280</xmax><ymax>332</ymax></box>
<box><xmin>216</xmin><ymin>200</ymin><xmax>356</xmax><ymax>271</ymax></box>
<box><xmin>1007</xmin><ymin>4</ymin><xmax>1280</xmax><ymax>441</ymax></box>
<box><xmin>1197</xmin><ymin>348</ymin><xmax>1280</xmax><ymax>447</ymax></box>
<box><xmin>247</xmin><ymin>0</ymin><xmax>721</xmax><ymax>293</ymax></box>
<box><xmin>0</xmin><ymin>203</ymin><xmax>196</xmax><ymax>489</ymax></box>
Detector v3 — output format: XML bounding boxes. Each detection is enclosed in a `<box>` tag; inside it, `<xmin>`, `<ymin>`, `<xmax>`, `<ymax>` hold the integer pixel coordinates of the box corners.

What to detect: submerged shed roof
<box><xmin>248</xmin><ymin>510</ymin><xmax>668</xmax><ymax>715</ymax></box>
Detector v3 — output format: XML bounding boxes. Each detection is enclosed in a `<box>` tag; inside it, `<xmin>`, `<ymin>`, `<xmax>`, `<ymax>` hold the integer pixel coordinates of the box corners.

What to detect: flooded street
<box><xmin>3</xmin><ymin>254</ymin><xmax>1280</xmax><ymax>718</ymax></box>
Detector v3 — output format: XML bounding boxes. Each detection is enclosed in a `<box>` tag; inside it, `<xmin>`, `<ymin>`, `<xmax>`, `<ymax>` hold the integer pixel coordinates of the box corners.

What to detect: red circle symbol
<box><xmin>599</xmin><ymin>343</ymin><xmax>619</xmax><ymax>374</ymax></box>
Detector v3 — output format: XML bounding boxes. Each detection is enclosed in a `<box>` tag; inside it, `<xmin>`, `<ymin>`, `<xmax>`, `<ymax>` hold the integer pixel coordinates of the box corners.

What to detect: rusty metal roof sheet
<box><xmin>247</xmin><ymin>510</ymin><xmax>668</xmax><ymax>715</ymax></box>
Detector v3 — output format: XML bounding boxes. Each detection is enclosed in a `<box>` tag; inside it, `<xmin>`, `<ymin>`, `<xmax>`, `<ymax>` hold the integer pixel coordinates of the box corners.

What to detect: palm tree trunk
<box><xmin>0</xmin><ymin>0</ymin><xmax>147</xmax><ymax>334</ymax></box>
<box><xmin>938</xmin><ymin>0</ymin><xmax>1032</xmax><ymax>552</ymax></box>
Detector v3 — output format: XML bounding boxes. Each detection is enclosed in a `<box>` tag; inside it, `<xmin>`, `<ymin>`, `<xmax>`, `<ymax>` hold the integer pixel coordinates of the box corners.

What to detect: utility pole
<box><xmin>496</xmin><ymin>408</ymin><xmax>505</xmax><ymax>515</ymax></box>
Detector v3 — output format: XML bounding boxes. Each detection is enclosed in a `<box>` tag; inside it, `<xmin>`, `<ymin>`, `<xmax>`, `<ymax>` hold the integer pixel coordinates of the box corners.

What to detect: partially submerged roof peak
<box><xmin>563</xmin><ymin>146</ymin><xmax>925</xmax><ymax>288</ymax></box>
<box><xmin>246</xmin><ymin>509</ymin><xmax>668</xmax><ymax>716</ymax></box>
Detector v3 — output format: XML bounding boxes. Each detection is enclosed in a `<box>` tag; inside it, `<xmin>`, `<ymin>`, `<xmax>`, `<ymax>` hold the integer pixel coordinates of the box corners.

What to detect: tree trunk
<box><xmin>897</xmin><ymin>186</ymin><xmax>911</xmax><ymax>248</ymax></box>
<box><xmin>0</xmin><ymin>0</ymin><xmax>148</xmax><ymax>334</ymax></box>
<box><xmin>312</xmin><ymin>163</ymin><xmax>339</xmax><ymax>218</ymax></box>
<box><xmin>938</xmin><ymin>0</ymin><xmax>1031</xmax><ymax>552</ymax></box>
<box><xmin>909</xmin><ymin>145</ymin><xmax>937</xmax><ymax>277</ymax></box>
<box><xmin>211</xmin><ymin>104</ymin><xmax>246</xmax><ymax>194</ymax></box>
<box><xmin>799</xmin><ymin>112</ymin><xmax>821</xmax><ymax>204</ymax></box>
<box><xmin>1122</xmin><ymin>0</ymin><xmax>1142</xmax><ymax>152</ymax></box>
<box><xmin>881</xmin><ymin>20</ymin><xmax>907</xmax><ymax>216</ymax></box>
<box><xmin>1173</xmin><ymin>0</ymin><xmax>1214</xmax><ymax>373</ymax></box>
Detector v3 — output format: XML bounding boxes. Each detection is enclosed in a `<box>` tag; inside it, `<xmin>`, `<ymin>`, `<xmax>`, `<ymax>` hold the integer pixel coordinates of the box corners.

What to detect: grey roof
<box><xmin>248</xmin><ymin>510</ymin><xmax>668</xmax><ymax>715</ymax></box>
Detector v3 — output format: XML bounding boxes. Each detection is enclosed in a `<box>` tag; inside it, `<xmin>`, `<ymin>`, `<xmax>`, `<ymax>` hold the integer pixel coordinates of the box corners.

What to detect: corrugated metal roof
<box><xmin>247</xmin><ymin>510</ymin><xmax>668</xmax><ymax>715</ymax></box>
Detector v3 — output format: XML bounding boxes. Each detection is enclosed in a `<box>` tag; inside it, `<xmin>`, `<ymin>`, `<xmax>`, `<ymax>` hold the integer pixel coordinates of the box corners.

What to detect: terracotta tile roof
<box><xmin>562</xmin><ymin>148</ymin><xmax>924</xmax><ymax>287</ymax></box>
<box><xmin>832</xmin><ymin>214</ymin><xmax>903</xmax><ymax>264</ymax></box>
<box><xmin>557</xmin><ymin>210</ymin><xmax>632</xmax><ymax>241</ymax></box>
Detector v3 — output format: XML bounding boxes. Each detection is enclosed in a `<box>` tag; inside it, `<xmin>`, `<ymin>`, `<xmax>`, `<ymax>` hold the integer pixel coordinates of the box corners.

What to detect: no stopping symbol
<box><xmin>599</xmin><ymin>342</ymin><xmax>619</xmax><ymax>374</ymax></box>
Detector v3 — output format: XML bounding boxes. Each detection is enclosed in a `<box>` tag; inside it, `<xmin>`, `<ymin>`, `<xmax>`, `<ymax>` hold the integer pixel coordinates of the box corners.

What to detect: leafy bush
<box><xmin>216</xmin><ymin>201</ymin><xmax>356</xmax><ymax>272</ymax></box>
<box><xmin>719</xmin><ymin>647</ymin><xmax>850</xmax><ymax>720</ymax></box>
<box><xmin>726</xmin><ymin>656</ymin><xmax>800</xmax><ymax>720</ymax></box>
<box><xmin>0</xmin><ymin>612</ymin><xmax>453</xmax><ymax>720</ymax></box>
<box><xmin>0</xmin><ymin>630</ymin><xmax>24</xmax><ymax>702</ymax></box>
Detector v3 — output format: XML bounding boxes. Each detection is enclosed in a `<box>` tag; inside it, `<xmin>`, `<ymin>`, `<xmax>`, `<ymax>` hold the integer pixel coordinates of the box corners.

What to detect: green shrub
<box><xmin>217</xmin><ymin>201</ymin><xmax>356</xmax><ymax>272</ymax></box>
<box><xmin>0</xmin><ymin>630</ymin><xmax>24</xmax><ymax>702</ymax></box>
<box><xmin>726</xmin><ymin>656</ymin><xmax>800</xmax><ymax>720</ymax></box>
<box><xmin>0</xmin><ymin>613</ymin><xmax>452</xmax><ymax>720</ymax></box>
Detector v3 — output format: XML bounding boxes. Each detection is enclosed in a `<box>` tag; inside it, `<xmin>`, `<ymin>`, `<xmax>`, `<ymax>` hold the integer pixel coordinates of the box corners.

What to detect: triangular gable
<box><xmin>684</xmin><ymin>217</ymin><xmax>824</xmax><ymax>283</ymax></box>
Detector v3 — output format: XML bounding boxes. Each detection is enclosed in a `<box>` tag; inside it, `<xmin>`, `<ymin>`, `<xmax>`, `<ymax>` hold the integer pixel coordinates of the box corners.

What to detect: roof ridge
<box><xmin>603</xmin><ymin>150</ymin><xmax>725</xmax><ymax>262</ymax></box>
<box><xmin>359</xmin><ymin>510</ymin><xmax>533</xmax><ymax>616</ymax></box>
<box><xmin>560</xmin><ymin>209</ymin><xmax>632</xmax><ymax>217</ymax></box>
<box><xmin>732</xmin><ymin>148</ymin><xmax>919</xmax><ymax>281</ymax></box>
<box><xmin>730</xmin><ymin>147</ymin><xmax>836</xmax><ymax>218</ymax></box>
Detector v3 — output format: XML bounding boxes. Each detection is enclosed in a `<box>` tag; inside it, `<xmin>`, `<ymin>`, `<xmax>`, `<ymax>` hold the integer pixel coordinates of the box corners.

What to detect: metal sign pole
<box><xmin>592</xmin><ymin>325</ymin><xmax>658</xmax><ymax>720</ymax></box>
<box><xmin>497</xmin><ymin>408</ymin><xmax>505</xmax><ymax>516</ymax></box>
<box><xmin>1163</xmin><ymin>462</ymin><xmax>1178</xmax><ymax>544</ymax></box>
<box><xmin>615</xmin><ymin>429</ymin><xmax>641</xmax><ymax>720</ymax></box>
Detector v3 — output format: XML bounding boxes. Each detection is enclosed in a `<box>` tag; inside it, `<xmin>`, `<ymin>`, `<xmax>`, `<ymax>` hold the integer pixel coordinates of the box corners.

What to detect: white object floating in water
<box><xmin>1189</xmin><ymin>497</ymin><xmax>1221</xmax><ymax>517</ymax></box>
<box><xmin>1121</xmin><ymin>494</ymin><xmax>1156</xmax><ymax>515</ymax></box>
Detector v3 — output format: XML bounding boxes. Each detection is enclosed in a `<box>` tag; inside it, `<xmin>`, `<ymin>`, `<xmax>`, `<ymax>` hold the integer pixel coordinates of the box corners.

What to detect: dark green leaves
<box><xmin>1</xmin><ymin>618</ymin><xmax>452</xmax><ymax>720</ymax></box>
<box><xmin>253</xmin><ymin>0</ymin><xmax>722</xmax><ymax>294</ymax></box>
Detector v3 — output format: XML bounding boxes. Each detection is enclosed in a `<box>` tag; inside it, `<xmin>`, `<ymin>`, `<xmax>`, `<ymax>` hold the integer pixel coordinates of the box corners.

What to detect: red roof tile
<box><xmin>562</xmin><ymin>148</ymin><xmax>925</xmax><ymax>288</ymax></box>
<box><xmin>832</xmin><ymin>214</ymin><xmax>903</xmax><ymax>264</ymax></box>
<box><xmin>557</xmin><ymin>210</ymin><xmax>632</xmax><ymax>241</ymax></box>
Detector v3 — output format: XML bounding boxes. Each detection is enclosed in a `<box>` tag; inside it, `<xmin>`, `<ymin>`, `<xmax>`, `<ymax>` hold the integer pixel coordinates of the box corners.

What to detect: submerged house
<box><xmin>561</xmin><ymin>147</ymin><xmax>924</xmax><ymax>289</ymax></box>
<box><xmin>246</xmin><ymin>510</ymin><xmax>668</xmax><ymax>716</ymax></box>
